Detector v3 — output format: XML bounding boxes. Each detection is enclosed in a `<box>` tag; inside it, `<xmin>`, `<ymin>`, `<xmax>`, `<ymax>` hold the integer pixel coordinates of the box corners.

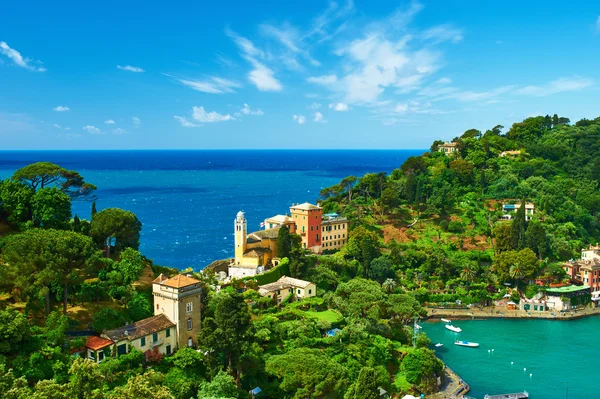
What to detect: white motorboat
<box><xmin>435</xmin><ymin>343</ymin><xmax>444</xmax><ymax>347</ymax></box>
<box><xmin>454</xmin><ymin>340</ymin><xmax>479</xmax><ymax>348</ymax></box>
<box><xmin>415</xmin><ymin>324</ymin><xmax>422</xmax><ymax>329</ymax></box>
<box><xmin>441</xmin><ymin>318</ymin><xmax>451</xmax><ymax>323</ymax></box>
<box><xmin>445</xmin><ymin>325</ymin><xmax>462</xmax><ymax>333</ymax></box>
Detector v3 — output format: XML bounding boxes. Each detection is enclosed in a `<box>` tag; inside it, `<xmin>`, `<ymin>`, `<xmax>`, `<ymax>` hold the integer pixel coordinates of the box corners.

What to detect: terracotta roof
<box><xmin>103</xmin><ymin>314</ymin><xmax>176</xmax><ymax>342</ymax></box>
<box><xmin>249</xmin><ymin>228</ymin><xmax>280</xmax><ymax>240</ymax></box>
<box><xmin>153</xmin><ymin>273</ymin><xmax>200</xmax><ymax>288</ymax></box>
<box><xmin>290</xmin><ymin>202</ymin><xmax>322</xmax><ymax>211</ymax></box>
<box><xmin>439</xmin><ymin>141</ymin><xmax>458</xmax><ymax>147</ymax></box>
<box><xmin>85</xmin><ymin>336</ymin><xmax>114</xmax><ymax>351</ymax></box>
<box><xmin>265</xmin><ymin>215</ymin><xmax>293</xmax><ymax>224</ymax></box>
<box><xmin>244</xmin><ymin>248</ymin><xmax>271</xmax><ymax>258</ymax></box>
<box><xmin>278</xmin><ymin>276</ymin><xmax>313</xmax><ymax>288</ymax></box>
<box><xmin>258</xmin><ymin>281</ymin><xmax>293</xmax><ymax>294</ymax></box>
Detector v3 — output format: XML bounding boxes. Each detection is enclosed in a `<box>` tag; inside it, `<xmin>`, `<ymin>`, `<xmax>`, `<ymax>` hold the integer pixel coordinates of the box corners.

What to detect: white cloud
<box><xmin>174</xmin><ymin>116</ymin><xmax>201</xmax><ymax>128</ymax></box>
<box><xmin>112</xmin><ymin>128</ymin><xmax>127</xmax><ymax>135</ymax></box>
<box><xmin>52</xmin><ymin>123</ymin><xmax>61</xmax><ymax>128</ymax></box>
<box><xmin>596</xmin><ymin>16</ymin><xmax>600</xmax><ymax>32</ymax></box>
<box><xmin>422</xmin><ymin>24</ymin><xmax>463</xmax><ymax>44</ymax></box>
<box><xmin>436</xmin><ymin>77</ymin><xmax>452</xmax><ymax>84</ymax></box>
<box><xmin>247</xmin><ymin>59</ymin><xmax>282</xmax><ymax>91</ymax></box>
<box><xmin>132</xmin><ymin>116</ymin><xmax>141</xmax><ymax>125</ymax></box>
<box><xmin>313</xmin><ymin>112</ymin><xmax>326</xmax><ymax>123</ymax></box>
<box><xmin>307</xmin><ymin>74</ymin><xmax>338</xmax><ymax>85</ymax></box>
<box><xmin>516</xmin><ymin>77</ymin><xmax>593</xmax><ymax>97</ymax></box>
<box><xmin>104</xmin><ymin>119</ymin><xmax>115</xmax><ymax>124</ymax></box>
<box><xmin>394</xmin><ymin>103</ymin><xmax>409</xmax><ymax>113</ymax></box>
<box><xmin>310</xmin><ymin>102</ymin><xmax>322</xmax><ymax>110</ymax></box>
<box><xmin>53</xmin><ymin>106</ymin><xmax>70</xmax><ymax>112</ymax></box>
<box><xmin>192</xmin><ymin>106</ymin><xmax>233</xmax><ymax>123</ymax></box>
<box><xmin>117</xmin><ymin>65</ymin><xmax>145</xmax><ymax>73</ymax></box>
<box><xmin>167</xmin><ymin>74</ymin><xmax>241</xmax><ymax>94</ymax></box>
<box><xmin>0</xmin><ymin>41</ymin><xmax>46</xmax><ymax>72</ymax></box>
<box><xmin>83</xmin><ymin>125</ymin><xmax>102</xmax><ymax>134</ymax></box>
<box><xmin>241</xmin><ymin>103</ymin><xmax>264</xmax><ymax>116</ymax></box>
<box><xmin>329</xmin><ymin>102</ymin><xmax>349</xmax><ymax>111</ymax></box>
<box><xmin>293</xmin><ymin>115</ymin><xmax>307</xmax><ymax>125</ymax></box>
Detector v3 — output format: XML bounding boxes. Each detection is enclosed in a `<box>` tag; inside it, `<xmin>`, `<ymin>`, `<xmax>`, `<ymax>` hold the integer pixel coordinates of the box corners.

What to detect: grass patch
<box><xmin>302</xmin><ymin>309</ymin><xmax>343</xmax><ymax>324</ymax></box>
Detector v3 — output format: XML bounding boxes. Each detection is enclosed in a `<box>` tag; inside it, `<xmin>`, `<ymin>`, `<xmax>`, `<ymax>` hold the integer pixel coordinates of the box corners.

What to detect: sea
<box><xmin>0</xmin><ymin>150</ymin><xmax>422</xmax><ymax>269</ymax></box>
<box><xmin>424</xmin><ymin>318</ymin><xmax>595</xmax><ymax>399</ymax></box>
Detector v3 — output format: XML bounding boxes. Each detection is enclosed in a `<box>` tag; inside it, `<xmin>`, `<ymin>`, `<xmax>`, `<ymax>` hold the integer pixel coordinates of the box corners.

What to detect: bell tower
<box><xmin>234</xmin><ymin>211</ymin><xmax>247</xmax><ymax>264</ymax></box>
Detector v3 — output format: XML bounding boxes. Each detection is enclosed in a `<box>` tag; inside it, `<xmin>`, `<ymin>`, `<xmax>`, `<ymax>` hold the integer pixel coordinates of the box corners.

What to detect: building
<box><xmin>230</xmin><ymin>211</ymin><xmax>280</xmax><ymax>278</ymax></box>
<box><xmin>321</xmin><ymin>213</ymin><xmax>348</xmax><ymax>251</ymax></box>
<box><xmin>501</xmin><ymin>202</ymin><xmax>535</xmax><ymax>221</ymax></box>
<box><xmin>545</xmin><ymin>285</ymin><xmax>591</xmax><ymax>311</ymax></box>
<box><xmin>84</xmin><ymin>336</ymin><xmax>114</xmax><ymax>363</ymax></box>
<box><xmin>103</xmin><ymin>314</ymin><xmax>177</xmax><ymax>357</ymax></box>
<box><xmin>438</xmin><ymin>141</ymin><xmax>458</xmax><ymax>154</ymax></box>
<box><xmin>257</xmin><ymin>276</ymin><xmax>316</xmax><ymax>303</ymax></box>
<box><xmin>563</xmin><ymin>245</ymin><xmax>600</xmax><ymax>302</ymax></box>
<box><xmin>499</xmin><ymin>150</ymin><xmax>521</xmax><ymax>157</ymax></box>
<box><xmin>263</xmin><ymin>214</ymin><xmax>296</xmax><ymax>232</ymax></box>
<box><xmin>152</xmin><ymin>273</ymin><xmax>203</xmax><ymax>348</ymax></box>
<box><xmin>290</xmin><ymin>202</ymin><xmax>323</xmax><ymax>251</ymax></box>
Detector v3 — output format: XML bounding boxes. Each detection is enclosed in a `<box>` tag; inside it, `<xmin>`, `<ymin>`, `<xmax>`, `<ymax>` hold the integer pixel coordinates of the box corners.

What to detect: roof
<box><xmin>258</xmin><ymin>281</ymin><xmax>292</xmax><ymax>294</ymax></box>
<box><xmin>439</xmin><ymin>141</ymin><xmax>457</xmax><ymax>147</ymax></box>
<box><xmin>322</xmin><ymin>217</ymin><xmax>347</xmax><ymax>224</ymax></box>
<box><xmin>243</xmin><ymin>248</ymin><xmax>271</xmax><ymax>258</ymax></box>
<box><xmin>278</xmin><ymin>276</ymin><xmax>313</xmax><ymax>288</ymax></box>
<box><xmin>546</xmin><ymin>285</ymin><xmax>591</xmax><ymax>294</ymax></box>
<box><xmin>103</xmin><ymin>314</ymin><xmax>175</xmax><ymax>342</ymax></box>
<box><xmin>265</xmin><ymin>214</ymin><xmax>293</xmax><ymax>224</ymax></box>
<box><xmin>153</xmin><ymin>273</ymin><xmax>200</xmax><ymax>288</ymax></box>
<box><xmin>248</xmin><ymin>228</ymin><xmax>280</xmax><ymax>240</ymax></box>
<box><xmin>85</xmin><ymin>336</ymin><xmax>114</xmax><ymax>351</ymax></box>
<box><xmin>290</xmin><ymin>202</ymin><xmax>322</xmax><ymax>211</ymax></box>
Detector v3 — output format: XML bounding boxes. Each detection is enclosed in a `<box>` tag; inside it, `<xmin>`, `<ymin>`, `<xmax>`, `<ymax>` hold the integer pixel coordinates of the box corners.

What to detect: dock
<box><xmin>483</xmin><ymin>391</ymin><xmax>529</xmax><ymax>399</ymax></box>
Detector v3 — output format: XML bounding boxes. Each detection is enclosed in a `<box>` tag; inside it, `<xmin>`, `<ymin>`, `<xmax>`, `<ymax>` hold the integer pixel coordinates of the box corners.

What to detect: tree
<box><xmin>90</xmin><ymin>208</ymin><xmax>142</xmax><ymax>255</ymax></box>
<box><xmin>0</xmin><ymin>308</ymin><xmax>30</xmax><ymax>354</ymax></box>
<box><xmin>460</xmin><ymin>262</ymin><xmax>476</xmax><ymax>285</ymax></box>
<box><xmin>352</xmin><ymin>367</ymin><xmax>379</xmax><ymax>399</ymax></box>
<box><xmin>117</xmin><ymin>248</ymin><xmax>146</xmax><ymax>284</ymax></box>
<box><xmin>382</xmin><ymin>278</ymin><xmax>397</xmax><ymax>294</ymax></box>
<box><xmin>509</xmin><ymin>263</ymin><xmax>524</xmax><ymax>287</ymax></box>
<box><xmin>0</xmin><ymin>179</ymin><xmax>34</xmax><ymax>227</ymax></box>
<box><xmin>12</xmin><ymin>162</ymin><xmax>96</xmax><ymax>201</ymax></box>
<box><xmin>333</xmin><ymin>278</ymin><xmax>385</xmax><ymax>320</ymax></box>
<box><xmin>127</xmin><ymin>293</ymin><xmax>152</xmax><ymax>322</ymax></box>
<box><xmin>401</xmin><ymin>348</ymin><xmax>443</xmax><ymax>393</ymax></box>
<box><xmin>370</xmin><ymin>256</ymin><xmax>394</xmax><ymax>283</ymax></box>
<box><xmin>92</xmin><ymin>308</ymin><xmax>125</xmax><ymax>332</ymax></box>
<box><xmin>197</xmin><ymin>370</ymin><xmax>240</xmax><ymax>399</ymax></box>
<box><xmin>66</xmin><ymin>359</ymin><xmax>105</xmax><ymax>399</ymax></box>
<box><xmin>511</xmin><ymin>200</ymin><xmax>528</xmax><ymax>250</ymax></box>
<box><xmin>340</xmin><ymin>176</ymin><xmax>358</xmax><ymax>202</ymax></box>
<box><xmin>276</xmin><ymin>225</ymin><xmax>292</xmax><ymax>258</ymax></box>
<box><xmin>108</xmin><ymin>371</ymin><xmax>174</xmax><ymax>399</ymax></box>
<box><xmin>32</xmin><ymin>187</ymin><xmax>72</xmax><ymax>229</ymax></box>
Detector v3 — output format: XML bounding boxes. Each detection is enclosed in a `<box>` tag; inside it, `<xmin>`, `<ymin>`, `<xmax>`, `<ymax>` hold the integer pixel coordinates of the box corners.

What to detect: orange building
<box><xmin>290</xmin><ymin>202</ymin><xmax>322</xmax><ymax>251</ymax></box>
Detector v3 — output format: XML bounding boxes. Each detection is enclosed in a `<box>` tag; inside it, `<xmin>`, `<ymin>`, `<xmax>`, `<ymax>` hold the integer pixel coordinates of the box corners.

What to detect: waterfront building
<box><xmin>562</xmin><ymin>245</ymin><xmax>600</xmax><ymax>302</ymax></box>
<box><xmin>545</xmin><ymin>285</ymin><xmax>591</xmax><ymax>311</ymax></box>
<box><xmin>257</xmin><ymin>275</ymin><xmax>316</xmax><ymax>303</ymax></box>
<box><xmin>290</xmin><ymin>202</ymin><xmax>323</xmax><ymax>251</ymax></box>
<box><xmin>438</xmin><ymin>141</ymin><xmax>458</xmax><ymax>154</ymax></box>
<box><xmin>501</xmin><ymin>202</ymin><xmax>535</xmax><ymax>221</ymax></box>
<box><xmin>321</xmin><ymin>213</ymin><xmax>348</xmax><ymax>251</ymax></box>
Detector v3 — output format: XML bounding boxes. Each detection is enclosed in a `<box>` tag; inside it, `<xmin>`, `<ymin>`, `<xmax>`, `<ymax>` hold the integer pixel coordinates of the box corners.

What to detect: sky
<box><xmin>1</xmin><ymin>0</ymin><xmax>600</xmax><ymax>150</ymax></box>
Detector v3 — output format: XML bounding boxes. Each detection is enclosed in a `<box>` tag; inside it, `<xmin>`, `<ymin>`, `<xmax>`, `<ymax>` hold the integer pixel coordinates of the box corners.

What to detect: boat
<box><xmin>441</xmin><ymin>318</ymin><xmax>451</xmax><ymax>323</ymax></box>
<box><xmin>454</xmin><ymin>340</ymin><xmax>479</xmax><ymax>347</ymax></box>
<box><xmin>445</xmin><ymin>325</ymin><xmax>462</xmax><ymax>333</ymax></box>
<box><xmin>435</xmin><ymin>343</ymin><xmax>444</xmax><ymax>347</ymax></box>
<box><xmin>415</xmin><ymin>324</ymin><xmax>422</xmax><ymax>329</ymax></box>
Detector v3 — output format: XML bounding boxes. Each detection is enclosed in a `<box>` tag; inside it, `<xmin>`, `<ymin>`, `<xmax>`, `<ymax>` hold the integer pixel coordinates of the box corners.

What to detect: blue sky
<box><xmin>1</xmin><ymin>0</ymin><xmax>600</xmax><ymax>150</ymax></box>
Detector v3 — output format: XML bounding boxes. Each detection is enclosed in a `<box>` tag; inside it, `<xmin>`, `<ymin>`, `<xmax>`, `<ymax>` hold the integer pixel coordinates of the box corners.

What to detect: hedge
<box><xmin>244</xmin><ymin>258</ymin><xmax>290</xmax><ymax>286</ymax></box>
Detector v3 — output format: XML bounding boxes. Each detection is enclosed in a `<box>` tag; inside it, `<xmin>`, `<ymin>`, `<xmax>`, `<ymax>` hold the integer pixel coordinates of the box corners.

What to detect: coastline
<box><xmin>426</xmin><ymin>306</ymin><xmax>600</xmax><ymax>321</ymax></box>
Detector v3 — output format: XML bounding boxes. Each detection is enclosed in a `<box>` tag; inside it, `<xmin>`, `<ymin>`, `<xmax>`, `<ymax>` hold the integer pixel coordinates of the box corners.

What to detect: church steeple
<box><xmin>234</xmin><ymin>211</ymin><xmax>247</xmax><ymax>264</ymax></box>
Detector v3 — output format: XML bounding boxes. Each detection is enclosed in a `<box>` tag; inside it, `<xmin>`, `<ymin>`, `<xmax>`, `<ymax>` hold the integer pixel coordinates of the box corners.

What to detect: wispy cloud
<box><xmin>241</xmin><ymin>103</ymin><xmax>264</xmax><ymax>116</ymax></box>
<box><xmin>166</xmin><ymin>74</ymin><xmax>242</xmax><ymax>94</ymax></box>
<box><xmin>0</xmin><ymin>41</ymin><xmax>46</xmax><ymax>72</ymax></box>
<box><xmin>53</xmin><ymin>106</ymin><xmax>70</xmax><ymax>112</ymax></box>
<box><xmin>112</xmin><ymin>128</ymin><xmax>127</xmax><ymax>135</ymax></box>
<box><xmin>516</xmin><ymin>77</ymin><xmax>593</xmax><ymax>97</ymax></box>
<box><xmin>117</xmin><ymin>65</ymin><xmax>145</xmax><ymax>73</ymax></box>
<box><xmin>247</xmin><ymin>58</ymin><xmax>282</xmax><ymax>92</ymax></box>
<box><xmin>192</xmin><ymin>106</ymin><xmax>233</xmax><ymax>123</ymax></box>
<box><xmin>307</xmin><ymin>74</ymin><xmax>338</xmax><ymax>85</ymax></box>
<box><xmin>52</xmin><ymin>124</ymin><xmax>61</xmax><ymax>128</ymax></box>
<box><xmin>313</xmin><ymin>112</ymin><xmax>326</xmax><ymax>123</ymax></box>
<box><xmin>329</xmin><ymin>102</ymin><xmax>349</xmax><ymax>111</ymax></box>
<box><xmin>132</xmin><ymin>116</ymin><xmax>141</xmax><ymax>126</ymax></box>
<box><xmin>596</xmin><ymin>16</ymin><xmax>600</xmax><ymax>32</ymax></box>
<box><xmin>83</xmin><ymin>125</ymin><xmax>102</xmax><ymax>134</ymax></box>
<box><xmin>293</xmin><ymin>115</ymin><xmax>307</xmax><ymax>125</ymax></box>
<box><xmin>310</xmin><ymin>102</ymin><xmax>322</xmax><ymax>110</ymax></box>
<box><xmin>422</xmin><ymin>24</ymin><xmax>463</xmax><ymax>44</ymax></box>
<box><xmin>104</xmin><ymin>119</ymin><xmax>115</xmax><ymax>124</ymax></box>
<box><xmin>174</xmin><ymin>116</ymin><xmax>201</xmax><ymax>128</ymax></box>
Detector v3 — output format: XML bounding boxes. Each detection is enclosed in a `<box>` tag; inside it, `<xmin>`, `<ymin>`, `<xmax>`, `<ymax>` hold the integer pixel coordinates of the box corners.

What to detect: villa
<box><xmin>501</xmin><ymin>202</ymin><xmax>535</xmax><ymax>221</ymax></box>
<box><xmin>438</xmin><ymin>141</ymin><xmax>458</xmax><ymax>155</ymax></box>
<box><xmin>499</xmin><ymin>150</ymin><xmax>522</xmax><ymax>157</ymax></box>
<box><xmin>258</xmin><ymin>276</ymin><xmax>316</xmax><ymax>303</ymax></box>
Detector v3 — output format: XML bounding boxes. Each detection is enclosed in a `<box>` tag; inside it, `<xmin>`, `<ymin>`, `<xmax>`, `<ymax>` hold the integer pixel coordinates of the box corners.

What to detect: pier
<box><xmin>483</xmin><ymin>391</ymin><xmax>529</xmax><ymax>399</ymax></box>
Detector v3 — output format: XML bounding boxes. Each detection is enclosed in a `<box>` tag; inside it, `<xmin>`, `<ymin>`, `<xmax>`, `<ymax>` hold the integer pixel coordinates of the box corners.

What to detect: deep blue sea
<box><xmin>0</xmin><ymin>150</ymin><xmax>422</xmax><ymax>269</ymax></box>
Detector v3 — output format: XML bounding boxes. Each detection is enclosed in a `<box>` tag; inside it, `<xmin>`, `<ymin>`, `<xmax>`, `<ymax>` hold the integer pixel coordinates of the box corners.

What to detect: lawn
<box><xmin>303</xmin><ymin>309</ymin><xmax>344</xmax><ymax>324</ymax></box>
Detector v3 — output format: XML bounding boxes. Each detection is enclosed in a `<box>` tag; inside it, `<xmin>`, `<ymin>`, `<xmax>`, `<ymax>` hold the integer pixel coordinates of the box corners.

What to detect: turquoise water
<box><xmin>423</xmin><ymin>318</ymin><xmax>597</xmax><ymax>398</ymax></box>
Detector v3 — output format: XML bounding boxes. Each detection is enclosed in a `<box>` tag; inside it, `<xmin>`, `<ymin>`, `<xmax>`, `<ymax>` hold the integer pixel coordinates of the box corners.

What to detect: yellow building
<box><xmin>230</xmin><ymin>211</ymin><xmax>279</xmax><ymax>278</ymax></box>
<box><xmin>152</xmin><ymin>273</ymin><xmax>203</xmax><ymax>348</ymax></box>
<box><xmin>438</xmin><ymin>141</ymin><xmax>458</xmax><ymax>154</ymax></box>
<box><xmin>102</xmin><ymin>314</ymin><xmax>177</xmax><ymax>357</ymax></box>
<box><xmin>321</xmin><ymin>213</ymin><xmax>348</xmax><ymax>252</ymax></box>
<box><xmin>258</xmin><ymin>276</ymin><xmax>317</xmax><ymax>303</ymax></box>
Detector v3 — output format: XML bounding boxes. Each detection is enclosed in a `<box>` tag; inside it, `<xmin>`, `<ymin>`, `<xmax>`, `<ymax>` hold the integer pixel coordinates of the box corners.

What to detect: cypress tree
<box><xmin>91</xmin><ymin>201</ymin><xmax>97</xmax><ymax>218</ymax></box>
<box><xmin>276</xmin><ymin>225</ymin><xmax>291</xmax><ymax>259</ymax></box>
<box><xmin>353</xmin><ymin>367</ymin><xmax>379</xmax><ymax>399</ymax></box>
<box><xmin>511</xmin><ymin>199</ymin><xmax>528</xmax><ymax>250</ymax></box>
<box><xmin>73</xmin><ymin>214</ymin><xmax>81</xmax><ymax>232</ymax></box>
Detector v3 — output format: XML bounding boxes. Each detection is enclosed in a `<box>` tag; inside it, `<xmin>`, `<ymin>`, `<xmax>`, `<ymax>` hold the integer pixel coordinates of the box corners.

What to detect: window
<box><xmin>153</xmin><ymin>333</ymin><xmax>158</xmax><ymax>343</ymax></box>
<box><xmin>98</xmin><ymin>351</ymin><xmax>104</xmax><ymax>362</ymax></box>
<box><xmin>188</xmin><ymin>337</ymin><xmax>193</xmax><ymax>347</ymax></box>
<box><xmin>277</xmin><ymin>290</ymin><xmax>280</xmax><ymax>295</ymax></box>
<box><xmin>141</xmin><ymin>337</ymin><xmax>146</xmax><ymax>346</ymax></box>
<box><xmin>156</xmin><ymin>304</ymin><xmax>159</xmax><ymax>310</ymax></box>
<box><xmin>186</xmin><ymin>302</ymin><xmax>193</xmax><ymax>313</ymax></box>
<box><xmin>316</xmin><ymin>234</ymin><xmax>319</xmax><ymax>241</ymax></box>
<box><xmin>166</xmin><ymin>328</ymin><xmax>170</xmax><ymax>338</ymax></box>
<box><xmin>166</xmin><ymin>345</ymin><xmax>171</xmax><ymax>355</ymax></box>
<box><xmin>187</xmin><ymin>318</ymin><xmax>193</xmax><ymax>330</ymax></box>
<box><xmin>297</xmin><ymin>289</ymin><xmax>301</xmax><ymax>295</ymax></box>
<box><xmin>311</xmin><ymin>226</ymin><xmax>314</xmax><ymax>231</ymax></box>
<box><xmin>302</xmin><ymin>226</ymin><xmax>305</xmax><ymax>233</ymax></box>
<box><xmin>308</xmin><ymin>289</ymin><xmax>312</xmax><ymax>294</ymax></box>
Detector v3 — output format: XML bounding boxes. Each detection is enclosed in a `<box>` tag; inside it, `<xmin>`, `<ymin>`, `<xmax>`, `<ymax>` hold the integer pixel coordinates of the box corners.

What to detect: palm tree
<box><xmin>460</xmin><ymin>264</ymin><xmax>476</xmax><ymax>285</ymax></box>
<box><xmin>509</xmin><ymin>263</ymin><xmax>524</xmax><ymax>288</ymax></box>
<box><xmin>382</xmin><ymin>278</ymin><xmax>397</xmax><ymax>294</ymax></box>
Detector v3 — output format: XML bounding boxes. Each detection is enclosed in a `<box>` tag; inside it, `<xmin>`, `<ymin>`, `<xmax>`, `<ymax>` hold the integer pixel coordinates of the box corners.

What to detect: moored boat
<box><xmin>454</xmin><ymin>340</ymin><xmax>479</xmax><ymax>347</ymax></box>
<box><xmin>415</xmin><ymin>324</ymin><xmax>422</xmax><ymax>329</ymax></box>
<box><xmin>445</xmin><ymin>325</ymin><xmax>462</xmax><ymax>333</ymax></box>
<box><xmin>435</xmin><ymin>343</ymin><xmax>444</xmax><ymax>347</ymax></box>
<box><xmin>441</xmin><ymin>318</ymin><xmax>451</xmax><ymax>323</ymax></box>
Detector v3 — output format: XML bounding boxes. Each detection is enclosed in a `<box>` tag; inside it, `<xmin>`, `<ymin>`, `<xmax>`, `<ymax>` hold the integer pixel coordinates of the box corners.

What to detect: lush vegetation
<box><xmin>1</xmin><ymin>114</ymin><xmax>599</xmax><ymax>398</ymax></box>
